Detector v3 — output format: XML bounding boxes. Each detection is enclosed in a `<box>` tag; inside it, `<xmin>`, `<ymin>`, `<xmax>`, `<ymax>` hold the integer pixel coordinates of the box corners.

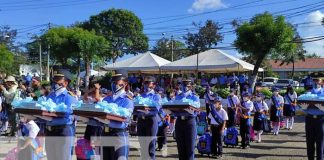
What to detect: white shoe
<box><xmin>161</xmin><ymin>145</ymin><xmax>168</xmax><ymax>157</ymax></box>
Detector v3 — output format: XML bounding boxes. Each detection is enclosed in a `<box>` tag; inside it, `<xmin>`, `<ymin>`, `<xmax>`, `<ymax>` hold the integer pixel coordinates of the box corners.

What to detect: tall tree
<box><xmin>76</xmin><ymin>29</ymin><xmax>109</xmax><ymax>88</ymax></box>
<box><xmin>272</xmin><ymin>34</ymin><xmax>306</xmax><ymax>79</ymax></box>
<box><xmin>234</xmin><ymin>12</ymin><xmax>297</xmax><ymax>90</ymax></box>
<box><xmin>152</xmin><ymin>38</ymin><xmax>189</xmax><ymax>61</ymax></box>
<box><xmin>185</xmin><ymin>20</ymin><xmax>223</xmax><ymax>54</ymax></box>
<box><xmin>0</xmin><ymin>26</ymin><xmax>18</xmax><ymax>51</ymax></box>
<box><xmin>43</xmin><ymin>27</ymin><xmax>79</xmax><ymax>67</ymax></box>
<box><xmin>81</xmin><ymin>8</ymin><xmax>148</xmax><ymax>62</ymax></box>
<box><xmin>0</xmin><ymin>44</ymin><xmax>14</xmax><ymax>74</ymax></box>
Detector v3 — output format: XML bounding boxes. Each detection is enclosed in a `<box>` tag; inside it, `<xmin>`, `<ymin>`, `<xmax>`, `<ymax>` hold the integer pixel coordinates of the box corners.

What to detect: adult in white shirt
<box><xmin>0</xmin><ymin>76</ymin><xmax>19</xmax><ymax>136</ymax></box>
<box><xmin>283</xmin><ymin>85</ymin><xmax>297</xmax><ymax>130</ymax></box>
<box><xmin>239</xmin><ymin>93</ymin><xmax>254</xmax><ymax>149</ymax></box>
<box><xmin>210</xmin><ymin>76</ymin><xmax>218</xmax><ymax>87</ymax></box>
<box><xmin>226</xmin><ymin>89</ymin><xmax>240</xmax><ymax>127</ymax></box>
<box><xmin>253</xmin><ymin>93</ymin><xmax>269</xmax><ymax>143</ymax></box>
<box><xmin>208</xmin><ymin>96</ymin><xmax>228</xmax><ymax>158</ymax></box>
<box><xmin>269</xmin><ymin>88</ymin><xmax>284</xmax><ymax>135</ymax></box>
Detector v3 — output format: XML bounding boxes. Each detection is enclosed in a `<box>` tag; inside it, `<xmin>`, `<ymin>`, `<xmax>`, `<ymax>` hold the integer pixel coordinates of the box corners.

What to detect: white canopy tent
<box><xmin>79</xmin><ymin>69</ymin><xmax>103</xmax><ymax>77</ymax></box>
<box><xmin>101</xmin><ymin>52</ymin><xmax>171</xmax><ymax>73</ymax></box>
<box><xmin>161</xmin><ymin>49</ymin><xmax>264</xmax><ymax>73</ymax></box>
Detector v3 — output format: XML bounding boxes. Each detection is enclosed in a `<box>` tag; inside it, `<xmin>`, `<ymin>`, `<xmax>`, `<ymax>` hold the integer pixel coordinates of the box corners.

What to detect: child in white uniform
<box><xmin>208</xmin><ymin>96</ymin><xmax>228</xmax><ymax>158</ymax></box>
<box><xmin>253</xmin><ymin>93</ymin><xmax>269</xmax><ymax>143</ymax></box>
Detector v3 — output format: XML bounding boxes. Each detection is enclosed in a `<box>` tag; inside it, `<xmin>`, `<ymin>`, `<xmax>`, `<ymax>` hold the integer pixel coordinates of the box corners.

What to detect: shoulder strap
<box><xmin>228</xmin><ymin>96</ymin><xmax>235</xmax><ymax>108</ymax></box>
<box><xmin>210</xmin><ymin>106</ymin><xmax>223</xmax><ymax>124</ymax></box>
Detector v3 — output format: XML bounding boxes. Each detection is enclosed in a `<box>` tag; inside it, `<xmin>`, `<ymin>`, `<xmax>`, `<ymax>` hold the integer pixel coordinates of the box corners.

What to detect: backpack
<box><xmin>75</xmin><ymin>138</ymin><xmax>95</xmax><ymax>160</ymax></box>
<box><xmin>224</xmin><ymin>127</ymin><xmax>239</xmax><ymax>146</ymax></box>
<box><xmin>197</xmin><ymin>121</ymin><xmax>207</xmax><ymax>136</ymax></box>
<box><xmin>198</xmin><ymin>111</ymin><xmax>207</xmax><ymax>123</ymax></box>
<box><xmin>197</xmin><ymin>132</ymin><xmax>212</xmax><ymax>155</ymax></box>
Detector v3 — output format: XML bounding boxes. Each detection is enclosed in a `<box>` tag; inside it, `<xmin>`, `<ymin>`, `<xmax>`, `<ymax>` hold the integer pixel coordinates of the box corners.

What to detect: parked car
<box><xmin>300</xmin><ymin>78</ymin><xmax>306</xmax><ymax>88</ymax></box>
<box><xmin>293</xmin><ymin>81</ymin><xmax>300</xmax><ymax>89</ymax></box>
<box><xmin>261</xmin><ymin>77</ymin><xmax>278</xmax><ymax>87</ymax></box>
<box><xmin>275</xmin><ymin>79</ymin><xmax>294</xmax><ymax>88</ymax></box>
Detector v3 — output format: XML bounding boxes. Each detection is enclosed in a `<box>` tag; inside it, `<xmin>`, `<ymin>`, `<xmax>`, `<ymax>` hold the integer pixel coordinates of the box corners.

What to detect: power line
<box><xmin>0</xmin><ymin>0</ymin><xmax>107</xmax><ymax>12</ymax></box>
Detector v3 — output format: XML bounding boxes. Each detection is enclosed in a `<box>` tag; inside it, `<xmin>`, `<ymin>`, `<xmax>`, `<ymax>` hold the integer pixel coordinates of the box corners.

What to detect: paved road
<box><xmin>1</xmin><ymin>116</ymin><xmax>307</xmax><ymax>160</ymax></box>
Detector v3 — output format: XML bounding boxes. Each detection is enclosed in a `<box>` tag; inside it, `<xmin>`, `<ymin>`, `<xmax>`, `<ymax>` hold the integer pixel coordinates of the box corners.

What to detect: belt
<box><xmin>46</xmin><ymin>125</ymin><xmax>69</xmax><ymax>132</ymax></box>
<box><xmin>307</xmin><ymin>115</ymin><xmax>324</xmax><ymax>119</ymax></box>
<box><xmin>103</xmin><ymin>126</ymin><xmax>126</xmax><ymax>133</ymax></box>
<box><xmin>178</xmin><ymin>116</ymin><xmax>195</xmax><ymax>120</ymax></box>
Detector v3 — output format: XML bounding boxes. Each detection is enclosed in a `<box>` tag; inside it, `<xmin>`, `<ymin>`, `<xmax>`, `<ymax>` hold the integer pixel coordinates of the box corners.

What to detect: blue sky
<box><xmin>0</xmin><ymin>0</ymin><xmax>323</xmax><ymax>60</ymax></box>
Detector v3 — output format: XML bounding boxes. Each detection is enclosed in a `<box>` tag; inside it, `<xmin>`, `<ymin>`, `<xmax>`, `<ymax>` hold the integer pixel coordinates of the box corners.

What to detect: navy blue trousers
<box><xmin>175</xmin><ymin>116</ymin><xmax>197</xmax><ymax>160</ymax></box>
<box><xmin>240</xmin><ymin>118</ymin><xmax>250</xmax><ymax>148</ymax></box>
<box><xmin>45</xmin><ymin>125</ymin><xmax>74</xmax><ymax>160</ymax></box>
<box><xmin>102</xmin><ymin>129</ymin><xmax>129</xmax><ymax>160</ymax></box>
<box><xmin>137</xmin><ymin>115</ymin><xmax>158</xmax><ymax>160</ymax></box>
<box><xmin>305</xmin><ymin>116</ymin><xmax>324</xmax><ymax>160</ymax></box>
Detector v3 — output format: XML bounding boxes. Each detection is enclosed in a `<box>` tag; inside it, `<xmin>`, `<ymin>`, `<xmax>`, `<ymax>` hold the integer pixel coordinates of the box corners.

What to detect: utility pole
<box><xmin>46</xmin><ymin>22</ymin><xmax>51</xmax><ymax>81</ymax></box>
<box><xmin>171</xmin><ymin>35</ymin><xmax>174</xmax><ymax>62</ymax></box>
<box><xmin>39</xmin><ymin>38</ymin><xmax>42</xmax><ymax>81</ymax></box>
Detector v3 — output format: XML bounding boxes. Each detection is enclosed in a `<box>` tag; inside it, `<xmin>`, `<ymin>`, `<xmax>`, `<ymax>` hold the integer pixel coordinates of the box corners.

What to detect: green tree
<box><xmin>0</xmin><ymin>44</ymin><xmax>14</xmax><ymax>74</ymax></box>
<box><xmin>81</xmin><ymin>8</ymin><xmax>148</xmax><ymax>62</ymax></box>
<box><xmin>152</xmin><ymin>38</ymin><xmax>189</xmax><ymax>61</ymax></box>
<box><xmin>272</xmin><ymin>34</ymin><xmax>306</xmax><ymax>80</ymax></box>
<box><xmin>76</xmin><ymin>29</ymin><xmax>109</xmax><ymax>88</ymax></box>
<box><xmin>234</xmin><ymin>12</ymin><xmax>297</xmax><ymax>90</ymax></box>
<box><xmin>185</xmin><ymin>20</ymin><xmax>223</xmax><ymax>54</ymax></box>
<box><xmin>305</xmin><ymin>53</ymin><xmax>320</xmax><ymax>58</ymax></box>
<box><xmin>43</xmin><ymin>27</ymin><xmax>80</xmax><ymax>67</ymax></box>
<box><xmin>0</xmin><ymin>26</ymin><xmax>18</xmax><ymax>51</ymax></box>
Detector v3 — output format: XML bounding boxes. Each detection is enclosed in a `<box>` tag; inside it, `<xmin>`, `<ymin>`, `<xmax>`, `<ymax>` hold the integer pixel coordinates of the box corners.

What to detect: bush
<box><xmin>195</xmin><ymin>85</ymin><xmax>205</xmax><ymax>98</ymax></box>
<box><xmin>295</xmin><ymin>88</ymin><xmax>306</xmax><ymax>96</ymax></box>
<box><xmin>260</xmin><ymin>88</ymin><xmax>272</xmax><ymax>99</ymax></box>
<box><xmin>216</xmin><ymin>88</ymin><xmax>230</xmax><ymax>99</ymax></box>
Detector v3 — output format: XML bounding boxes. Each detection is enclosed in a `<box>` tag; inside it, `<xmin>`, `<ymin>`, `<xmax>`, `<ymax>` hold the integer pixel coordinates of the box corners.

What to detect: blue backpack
<box><xmin>198</xmin><ymin>111</ymin><xmax>207</xmax><ymax>123</ymax></box>
<box><xmin>197</xmin><ymin>122</ymin><xmax>207</xmax><ymax>136</ymax></box>
<box><xmin>224</xmin><ymin>127</ymin><xmax>239</xmax><ymax>146</ymax></box>
<box><xmin>197</xmin><ymin>132</ymin><xmax>212</xmax><ymax>155</ymax></box>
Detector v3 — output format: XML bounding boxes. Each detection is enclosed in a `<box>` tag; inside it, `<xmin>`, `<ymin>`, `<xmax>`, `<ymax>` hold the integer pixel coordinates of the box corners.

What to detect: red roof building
<box><xmin>269</xmin><ymin>58</ymin><xmax>324</xmax><ymax>78</ymax></box>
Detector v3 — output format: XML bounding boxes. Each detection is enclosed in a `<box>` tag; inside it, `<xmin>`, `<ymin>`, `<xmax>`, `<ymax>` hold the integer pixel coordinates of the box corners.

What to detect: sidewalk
<box><xmin>0</xmin><ymin>116</ymin><xmax>307</xmax><ymax>160</ymax></box>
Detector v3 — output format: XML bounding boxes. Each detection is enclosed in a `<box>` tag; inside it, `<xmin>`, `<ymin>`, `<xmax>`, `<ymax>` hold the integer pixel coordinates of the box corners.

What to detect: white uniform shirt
<box><xmin>242</xmin><ymin>100</ymin><xmax>254</xmax><ymax>112</ymax></box>
<box><xmin>254</xmin><ymin>101</ymin><xmax>269</xmax><ymax>112</ymax></box>
<box><xmin>269</xmin><ymin>95</ymin><xmax>284</xmax><ymax>106</ymax></box>
<box><xmin>284</xmin><ymin>92</ymin><xmax>297</xmax><ymax>105</ymax></box>
<box><xmin>208</xmin><ymin>107</ymin><xmax>228</xmax><ymax>125</ymax></box>
<box><xmin>227</xmin><ymin>95</ymin><xmax>240</xmax><ymax>108</ymax></box>
<box><xmin>210</xmin><ymin>78</ymin><xmax>218</xmax><ymax>85</ymax></box>
<box><xmin>204</xmin><ymin>91</ymin><xmax>214</xmax><ymax>104</ymax></box>
<box><xmin>25</xmin><ymin>120</ymin><xmax>40</xmax><ymax>139</ymax></box>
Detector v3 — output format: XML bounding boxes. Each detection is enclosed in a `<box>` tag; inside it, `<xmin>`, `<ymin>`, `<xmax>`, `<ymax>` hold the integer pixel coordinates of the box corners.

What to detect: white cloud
<box><xmin>188</xmin><ymin>0</ymin><xmax>226</xmax><ymax>13</ymax></box>
<box><xmin>299</xmin><ymin>10</ymin><xmax>324</xmax><ymax>57</ymax></box>
<box><xmin>307</xmin><ymin>10</ymin><xmax>324</xmax><ymax>25</ymax></box>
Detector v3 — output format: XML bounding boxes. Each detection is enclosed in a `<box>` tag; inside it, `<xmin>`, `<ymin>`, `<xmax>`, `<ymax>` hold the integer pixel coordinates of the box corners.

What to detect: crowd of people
<box><xmin>0</xmin><ymin>72</ymin><xmax>323</xmax><ymax>160</ymax></box>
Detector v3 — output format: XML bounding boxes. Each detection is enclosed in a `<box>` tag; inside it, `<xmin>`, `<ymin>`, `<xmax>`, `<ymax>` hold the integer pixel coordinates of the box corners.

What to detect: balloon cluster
<box><xmin>134</xmin><ymin>96</ymin><xmax>159</xmax><ymax>107</ymax></box>
<box><xmin>75</xmin><ymin>101</ymin><xmax>131</xmax><ymax>118</ymax></box>
<box><xmin>12</xmin><ymin>97</ymin><xmax>68</xmax><ymax>112</ymax></box>
<box><xmin>298</xmin><ymin>92</ymin><xmax>324</xmax><ymax>101</ymax></box>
